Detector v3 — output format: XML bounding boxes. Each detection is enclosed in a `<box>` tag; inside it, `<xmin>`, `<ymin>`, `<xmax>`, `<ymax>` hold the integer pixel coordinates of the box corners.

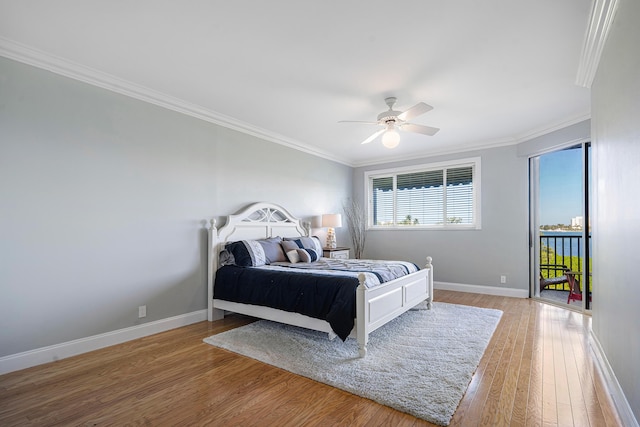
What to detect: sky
<box><xmin>539</xmin><ymin>146</ymin><xmax>584</xmax><ymax>225</ymax></box>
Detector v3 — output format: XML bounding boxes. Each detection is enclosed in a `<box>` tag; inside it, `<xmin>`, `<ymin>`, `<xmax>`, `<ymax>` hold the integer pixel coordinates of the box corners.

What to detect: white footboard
<box><xmin>356</xmin><ymin>256</ymin><xmax>433</xmax><ymax>357</ymax></box>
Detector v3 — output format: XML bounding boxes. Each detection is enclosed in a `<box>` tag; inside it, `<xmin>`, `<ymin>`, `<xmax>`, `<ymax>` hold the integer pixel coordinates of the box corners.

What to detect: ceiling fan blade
<box><xmin>361</xmin><ymin>129</ymin><xmax>385</xmax><ymax>144</ymax></box>
<box><xmin>402</xmin><ymin>123</ymin><xmax>440</xmax><ymax>136</ymax></box>
<box><xmin>338</xmin><ymin>120</ymin><xmax>379</xmax><ymax>125</ymax></box>
<box><xmin>397</xmin><ymin>102</ymin><xmax>433</xmax><ymax>121</ymax></box>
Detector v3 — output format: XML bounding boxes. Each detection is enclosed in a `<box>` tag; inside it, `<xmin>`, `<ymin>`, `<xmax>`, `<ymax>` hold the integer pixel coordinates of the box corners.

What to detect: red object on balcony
<box><xmin>566</xmin><ymin>271</ymin><xmax>591</xmax><ymax>304</ymax></box>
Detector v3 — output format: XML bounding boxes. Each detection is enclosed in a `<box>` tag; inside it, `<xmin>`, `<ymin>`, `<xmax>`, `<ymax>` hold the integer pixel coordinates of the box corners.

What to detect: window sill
<box><xmin>367</xmin><ymin>225</ymin><xmax>481</xmax><ymax>231</ymax></box>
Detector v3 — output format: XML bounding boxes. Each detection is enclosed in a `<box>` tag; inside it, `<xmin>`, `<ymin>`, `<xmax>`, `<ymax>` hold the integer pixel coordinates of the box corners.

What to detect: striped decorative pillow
<box><xmin>281</xmin><ymin>238</ymin><xmax>321</xmax><ymax>263</ymax></box>
<box><xmin>225</xmin><ymin>237</ymin><xmax>287</xmax><ymax>267</ymax></box>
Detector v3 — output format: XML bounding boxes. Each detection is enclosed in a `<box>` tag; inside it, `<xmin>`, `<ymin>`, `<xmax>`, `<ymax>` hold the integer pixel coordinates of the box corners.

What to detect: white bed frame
<box><xmin>207</xmin><ymin>202</ymin><xmax>433</xmax><ymax>357</ymax></box>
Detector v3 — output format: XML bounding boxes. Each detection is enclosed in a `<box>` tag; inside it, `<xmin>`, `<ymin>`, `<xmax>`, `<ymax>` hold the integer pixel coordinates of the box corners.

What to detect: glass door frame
<box><xmin>582</xmin><ymin>141</ymin><xmax>591</xmax><ymax>310</ymax></box>
<box><xmin>529</xmin><ymin>140</ymin><xmax>591</xmax><ymax>313</ymax></box>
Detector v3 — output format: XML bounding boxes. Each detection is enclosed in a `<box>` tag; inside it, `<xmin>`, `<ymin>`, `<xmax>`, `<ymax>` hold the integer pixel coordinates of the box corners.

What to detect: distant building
<box><xmin>571</xmin><ymin>216</ymin><xmax>583</xmax><ymax>228</ymax></box>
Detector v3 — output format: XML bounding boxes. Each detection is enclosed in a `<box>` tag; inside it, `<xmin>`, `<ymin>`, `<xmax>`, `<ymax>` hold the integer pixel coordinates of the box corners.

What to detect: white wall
<box><xmin>0</xmin><ymin>56</ymin><xmax>352</xmax><ymax>358</ymax></box>
<box><xmin>591</xmin><ymin>0</ymin><xmax>640</xmax><ymax>420</ymax></box>
<box><xmin>352</xmin><ymin>145</ymin><xmax>530</xmax><ymax>291</ymax></box>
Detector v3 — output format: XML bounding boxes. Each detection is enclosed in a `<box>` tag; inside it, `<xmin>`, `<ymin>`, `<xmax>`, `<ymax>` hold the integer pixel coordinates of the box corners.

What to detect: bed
<box><xmin>207</xmin><ymin>202</ymin><xmax>433</xmax><ymax>357</ymax></box>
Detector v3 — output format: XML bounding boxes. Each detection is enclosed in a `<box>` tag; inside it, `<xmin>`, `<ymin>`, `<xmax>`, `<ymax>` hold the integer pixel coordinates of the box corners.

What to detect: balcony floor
<box><xmin>540</xmin><ymin>288</ymin><xmax>585</xmax><ymax>308</ymax></box>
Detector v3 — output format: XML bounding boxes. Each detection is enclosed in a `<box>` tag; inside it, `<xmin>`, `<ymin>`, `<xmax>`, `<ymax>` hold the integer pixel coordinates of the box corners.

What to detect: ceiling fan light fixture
<box><xmin>382</xmin><ymin>129</ymin><xmax>400</xmax><ymax>148</ymax></box>
<box><xmin>341</xmin><ymin>97</ymin><xmax>438</xmax><ymax>147</ymax></box>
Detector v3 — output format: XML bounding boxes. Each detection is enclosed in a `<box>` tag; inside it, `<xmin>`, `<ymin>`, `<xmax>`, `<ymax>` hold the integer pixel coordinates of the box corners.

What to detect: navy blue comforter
<box><xmin>214</xmin><ymin>265</ymin><xmax>358</xmax><ymax>340</ymax></box>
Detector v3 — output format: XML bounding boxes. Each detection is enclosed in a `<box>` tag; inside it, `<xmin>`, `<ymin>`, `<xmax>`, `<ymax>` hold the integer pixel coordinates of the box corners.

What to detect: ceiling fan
<box><xmin>340</xmin><ymin>97</ymin><xmax>439</xmax><ymax>148</ymax></box>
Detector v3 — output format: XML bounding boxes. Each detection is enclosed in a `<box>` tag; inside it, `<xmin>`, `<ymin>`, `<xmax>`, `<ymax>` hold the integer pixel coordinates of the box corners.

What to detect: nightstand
<box><xmin>322</xmin><ymin>247</ymin><xmax>350</xmax><ymax>259</ymax></box>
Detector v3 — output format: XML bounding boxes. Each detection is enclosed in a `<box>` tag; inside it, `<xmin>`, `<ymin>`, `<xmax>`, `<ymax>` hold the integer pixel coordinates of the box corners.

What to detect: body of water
<box><xmin>540</xmin><ymin>231</ymin><xmax>591</xmax><ymax>258</ymax></box>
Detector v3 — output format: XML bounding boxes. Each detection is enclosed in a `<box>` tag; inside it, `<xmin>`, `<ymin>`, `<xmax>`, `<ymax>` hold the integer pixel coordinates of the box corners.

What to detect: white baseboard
<box><xmin>434</xmin><ymin>281</ymin><xmax>529</xmax><ymax>298</ymax></box>
<box><xmin>590</xmin><ymin>331</ymin><xmax>639</xmax><ymax>427</ymax></box>
<box><xmin>0</xmin><ymin>310</ymin><xmax>207</xmax><ymax>375</ymax></box>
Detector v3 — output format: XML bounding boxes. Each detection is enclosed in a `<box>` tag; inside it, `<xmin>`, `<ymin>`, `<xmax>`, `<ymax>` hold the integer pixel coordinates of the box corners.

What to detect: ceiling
<box><xmin>0</xmin><ymin>0</ymin><xmax>592</xmax><ymax>166</ymax></box>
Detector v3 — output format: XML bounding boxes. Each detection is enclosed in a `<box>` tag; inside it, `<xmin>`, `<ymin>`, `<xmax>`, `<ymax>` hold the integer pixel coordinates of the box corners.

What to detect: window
<box><xmin>365</xmin><ymin>157</ymin><xmax>481</xmax><ymax>229</ymax></box>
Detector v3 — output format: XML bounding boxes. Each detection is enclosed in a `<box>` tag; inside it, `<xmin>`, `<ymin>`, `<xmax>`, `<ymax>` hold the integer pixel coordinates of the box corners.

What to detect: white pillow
<box><xmin>285</xmin><ymin>249</ymin><xmax>300</xmax><ymax>263</ymax></box>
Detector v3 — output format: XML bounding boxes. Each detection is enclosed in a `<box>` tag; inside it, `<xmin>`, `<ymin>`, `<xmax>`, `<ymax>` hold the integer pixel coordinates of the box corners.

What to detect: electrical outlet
<box><xmin>138</xmin><ymin>305</ymin><xmax>146</xmax><ymax>318</ymax></box>
<box><xmin>500</xmin><ymin>275</ymin><xmax>507</xmax><ymax>284</ymax></box>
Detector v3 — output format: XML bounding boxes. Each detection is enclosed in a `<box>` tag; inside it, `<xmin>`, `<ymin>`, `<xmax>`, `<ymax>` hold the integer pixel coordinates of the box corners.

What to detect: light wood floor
<box><xmin>0</xmin><ymin>291</ymin><xmax>623</xmax><ymax>426</ymax></box>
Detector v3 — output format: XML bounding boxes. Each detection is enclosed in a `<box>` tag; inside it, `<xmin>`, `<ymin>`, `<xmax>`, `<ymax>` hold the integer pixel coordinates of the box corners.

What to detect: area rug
<box><xmin>203</xmin><ymin>302</ymin><xmax>502</xmax><ymax>426</ymax></box>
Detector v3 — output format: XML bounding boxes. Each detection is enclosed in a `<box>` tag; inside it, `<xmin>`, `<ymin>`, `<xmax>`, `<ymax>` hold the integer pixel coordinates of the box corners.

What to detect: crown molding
<box><xmin>0</xmin><ymin>36</ymin><xmax>593</xmax><ymax>169</ymax></box>
<box><xmin>576</xmin><ymin>0</ymin><xmax>620</xmax><ymax>88</ymax></box>
<box><xmin>0</xmin><ymin>37</ymin><xmax>350</xmax><ymax>166</ymax></box>
<box><xmin>353</xmin><ymin>114</ymin><xmax>591</xmax><ymax>168</ymax></box>
<box><xmin>513</xmin><ymin>113</ymin><xmax>591</xmax><ymax>142</ymax></box>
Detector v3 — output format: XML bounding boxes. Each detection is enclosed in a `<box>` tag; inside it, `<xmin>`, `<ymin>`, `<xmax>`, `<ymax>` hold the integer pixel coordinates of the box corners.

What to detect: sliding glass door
<box><xmin>530</xmin><ymin>143</ymin><xmax>592</xmax><ymax>311</ymax></box>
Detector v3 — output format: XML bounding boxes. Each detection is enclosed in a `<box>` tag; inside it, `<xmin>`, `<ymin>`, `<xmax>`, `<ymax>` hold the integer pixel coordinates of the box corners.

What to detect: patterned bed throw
<box><xmin>266</xmin><ymin>258</ymin><xmax>420</xmax><ymax>288</ymax></box>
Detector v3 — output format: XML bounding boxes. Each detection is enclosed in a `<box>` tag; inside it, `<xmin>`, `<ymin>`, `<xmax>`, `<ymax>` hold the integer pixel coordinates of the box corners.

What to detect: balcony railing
<box><xmin>539</xmin><ymin>232</ymin><xmax>591</xmax><ymax>292</ymax></box>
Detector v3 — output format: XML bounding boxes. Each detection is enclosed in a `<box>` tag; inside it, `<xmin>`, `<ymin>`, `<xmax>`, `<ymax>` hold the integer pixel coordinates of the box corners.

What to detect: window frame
<box><xmin>364</xmin><ymin>157</ymin><xmax>482</xmax><ymax>230</ymax></box>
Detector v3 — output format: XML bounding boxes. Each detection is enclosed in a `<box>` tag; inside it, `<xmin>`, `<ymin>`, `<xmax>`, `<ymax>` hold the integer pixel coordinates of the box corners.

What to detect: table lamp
<box><xmin>321</xmin><ymin>214</ymin><xmax>342</xmax><ymax>249</ymax></box>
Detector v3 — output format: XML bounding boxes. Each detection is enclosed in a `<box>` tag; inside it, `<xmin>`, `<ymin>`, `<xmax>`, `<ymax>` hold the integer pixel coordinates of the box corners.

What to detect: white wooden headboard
<box><xmin>207</xmin><ymin>202</ymin><xmax>311</xmax><ymax>321</ymax></box>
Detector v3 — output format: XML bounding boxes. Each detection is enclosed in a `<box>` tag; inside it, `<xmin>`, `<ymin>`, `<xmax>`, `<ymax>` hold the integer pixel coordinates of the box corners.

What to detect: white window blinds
<box><xmin>367</xmin><ymin>158</ymin><xmax>480</xmax><ymax>229</ymax></box>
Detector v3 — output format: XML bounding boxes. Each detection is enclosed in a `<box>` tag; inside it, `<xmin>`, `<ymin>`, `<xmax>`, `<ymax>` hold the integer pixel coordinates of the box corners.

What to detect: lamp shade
<box><xmin>321</xmin><ymin>213</ymin><xmax>342</xmax><ymax>228</ymax></box>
